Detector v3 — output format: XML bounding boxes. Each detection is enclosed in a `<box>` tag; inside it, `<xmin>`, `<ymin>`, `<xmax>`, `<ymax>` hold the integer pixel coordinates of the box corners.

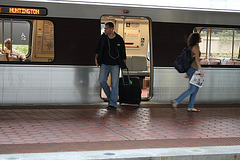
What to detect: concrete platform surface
<box><xmin>1</xmin><ymin>145</ymin><xmax>240</xmax><ymax>160</ymax></box>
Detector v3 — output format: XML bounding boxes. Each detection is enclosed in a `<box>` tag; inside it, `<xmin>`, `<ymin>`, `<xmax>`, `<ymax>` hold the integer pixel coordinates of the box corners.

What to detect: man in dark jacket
<box><xmin>95</xmin><ymin>22</ymin><xmax>127</xmax><ymax>110</ymax></box>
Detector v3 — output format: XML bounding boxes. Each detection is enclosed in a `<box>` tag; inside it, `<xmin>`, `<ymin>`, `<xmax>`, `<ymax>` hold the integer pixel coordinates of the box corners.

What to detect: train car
<box><xmin>0</xmin><ymin>0</ymin><xmax>240</xmax><ymax>105</ymax></box>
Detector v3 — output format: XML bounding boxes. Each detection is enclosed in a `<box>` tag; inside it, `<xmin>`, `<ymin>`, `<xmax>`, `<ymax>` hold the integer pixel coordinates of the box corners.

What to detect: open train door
<box><xmin>100</xmin><ymin>16</ymin><xmax>153</xmax><ymax>101</ymax></box>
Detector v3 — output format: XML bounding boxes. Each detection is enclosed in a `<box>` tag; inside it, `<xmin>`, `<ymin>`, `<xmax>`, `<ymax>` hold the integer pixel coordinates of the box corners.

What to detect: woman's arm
<box><xmin>192</xmin><ymin>45</ymin><xmax>204</xmax><ymax>77</ymax></box>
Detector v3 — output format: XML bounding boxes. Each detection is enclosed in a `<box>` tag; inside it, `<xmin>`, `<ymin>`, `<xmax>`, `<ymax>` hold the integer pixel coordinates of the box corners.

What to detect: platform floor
<box><xmin>0</xmin><ymin>103</ymin><xmax>240</xmax><ymax>154</ymax></box>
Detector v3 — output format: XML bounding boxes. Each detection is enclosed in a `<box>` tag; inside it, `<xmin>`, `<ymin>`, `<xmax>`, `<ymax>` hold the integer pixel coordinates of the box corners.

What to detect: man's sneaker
<box><xmin>107</xmin><ymin>105</ymin><xmax>117</xmax><ymax>110</ymax></box>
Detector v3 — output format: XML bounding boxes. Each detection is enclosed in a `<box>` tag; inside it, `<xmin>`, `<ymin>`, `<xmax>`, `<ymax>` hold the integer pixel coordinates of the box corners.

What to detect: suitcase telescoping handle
<box><xmin>121</xmin><ymin>68</ymin><xmax>132</xmax><ymax>85</ymax></box>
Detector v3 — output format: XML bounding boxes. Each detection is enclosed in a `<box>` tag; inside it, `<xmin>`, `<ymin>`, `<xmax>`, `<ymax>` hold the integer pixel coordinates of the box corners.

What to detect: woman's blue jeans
<box><xmin>174</xmin><ymin>67</ymin><xmax>199</xmax><ymax>109</ymax></box>
<box><xmin>99</xmin><ymin>64</ymin><xmax>120</xmax><ymax>107</ymax></box>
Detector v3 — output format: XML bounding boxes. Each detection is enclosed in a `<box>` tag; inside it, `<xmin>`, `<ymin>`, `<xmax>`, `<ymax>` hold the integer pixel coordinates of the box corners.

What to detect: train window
<box><xmin>0</xmin><ymin>19</ymin><xmax>30</xmax><ymax>61</ymax></box>
<box><xmin>0</xmin><ymin>19</ymin><xmax>54</xmax><ymax>63</ymax></box>
<box><xmin>233</xmin><ymin>29</ymin><xmax>240</xmax><ymax>59</ymax></box>
<box><xmin>100</xmin><ymin>16</ymin><xmax>152</xmax><ymax>100</ymax></box>
<box><xmin>101</xmin><ymin>23</ymin><xmax>105</xmax><ymax>34</ymax></box>
<box><xmin>199</xmin><ymin>27</ymin><xmax>240</xmax><ymax>65</ymax></box>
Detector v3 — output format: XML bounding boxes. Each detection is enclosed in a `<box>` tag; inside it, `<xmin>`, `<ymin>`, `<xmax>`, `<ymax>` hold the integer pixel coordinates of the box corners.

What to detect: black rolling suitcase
<box><xmin>119</xmin><ymin>69</ymin><xmax>141</xmax><ymax>106</ymax></box>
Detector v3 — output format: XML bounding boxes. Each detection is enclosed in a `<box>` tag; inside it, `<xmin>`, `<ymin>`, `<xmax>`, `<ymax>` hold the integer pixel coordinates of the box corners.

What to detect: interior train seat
<box><xmin>209</xmin><ymin>61</ymin><xmax>220</xmax><ymax>65</ymax></box>
<box><xmin>0</xmin><ymin>53</ymin><xmax>5</xmax><ymax>61</ymax></box>
<box><xmin>126</xmin><ymin>56</ymin><xmax>133</xmax><ymax>70</ymax></box>
<box><xmin>126</xmin><ymin>56</ymin><xmax>148</xmax><ymax>71</ymax></box>
<box><xmin>131</xmin><ymin>56</ymin><xmax>147</xmax><ymax>71</ymax></box>
<box><xmin>124</xmin><ymin>56</ymin><xmax>149</xmax><ymax>89</ymax></box>
<box><xmin>234</xmin><ymin>61</ymin><xmax>240</xmax><ymax>65</ymax></box>
<box><xmin>226</xmin><ymin>61</ymin><xmax>235</xmax><ymax>65</ymax></box>
<box><xmin>200</xmin><ymin>59</ymin><xmax>209</xmax><ymax>65</ymax></box>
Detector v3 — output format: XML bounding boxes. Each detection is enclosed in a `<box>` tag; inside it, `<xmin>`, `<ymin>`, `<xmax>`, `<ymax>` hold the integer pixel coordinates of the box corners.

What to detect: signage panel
<box><xmin>0</xmin><ymin>6</ymin><xmax>47</xmax><ymax>16</ymax></box>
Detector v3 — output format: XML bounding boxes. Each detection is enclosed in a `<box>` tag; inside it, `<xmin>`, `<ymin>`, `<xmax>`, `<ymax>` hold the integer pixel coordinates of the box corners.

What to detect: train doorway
<box><xmin>100</xmin><ymin>16</ymin><xmax>153</xmax><ymax>101</ymax></box>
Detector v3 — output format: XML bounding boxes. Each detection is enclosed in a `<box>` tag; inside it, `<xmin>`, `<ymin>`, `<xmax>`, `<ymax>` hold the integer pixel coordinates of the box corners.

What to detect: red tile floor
<box><xmin>0</xmin><ymin>103</ymin><xmax>240</xmax><ymax>154</ymax></box>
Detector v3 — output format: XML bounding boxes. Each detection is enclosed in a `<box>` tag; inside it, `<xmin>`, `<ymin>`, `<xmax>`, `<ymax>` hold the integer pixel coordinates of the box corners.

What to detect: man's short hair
<box><xmin>105</xmin><ymin>22</ymin><xmax>114</xmax><ymax>29</ymax></box>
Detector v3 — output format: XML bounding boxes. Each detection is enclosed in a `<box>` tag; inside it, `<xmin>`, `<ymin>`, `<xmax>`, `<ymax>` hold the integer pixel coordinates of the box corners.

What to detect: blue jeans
<box><xmin>99</xmin><ymin>64</ymin><xmax>120</xmax><ymax>107</ymax></box>
<box><xmin>174</xmin><ymin>67</ymin><xmax>199</xmax><ymax>109</ymax></box>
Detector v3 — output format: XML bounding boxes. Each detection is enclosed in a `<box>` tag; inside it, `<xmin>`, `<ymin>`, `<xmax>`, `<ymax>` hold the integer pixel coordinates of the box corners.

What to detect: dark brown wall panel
<box><xmin>53</xmin><ymin>19</ymin><xmax>196</xmax><ymax>66</ymax></box>
<box><xmin>53</xmin><ymin>19</ymin><xmax>197</xmax><ymax>66</ymax></box>
<box><xmin>53</xmin><ymin>18</ymin><xmax>100</xmax><ymax>65</ymax></box>
<box><xmin>152</xmin><ymin>22</ymin><xmax>195</xmax><ymax>67</ymax></box>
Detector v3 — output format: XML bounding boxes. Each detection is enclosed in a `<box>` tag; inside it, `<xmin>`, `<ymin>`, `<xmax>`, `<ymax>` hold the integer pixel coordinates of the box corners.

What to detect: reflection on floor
<box><xmin>101</xmin><ymin>88</ymin><xmax>149</xmax><ymax>99</ymax></box>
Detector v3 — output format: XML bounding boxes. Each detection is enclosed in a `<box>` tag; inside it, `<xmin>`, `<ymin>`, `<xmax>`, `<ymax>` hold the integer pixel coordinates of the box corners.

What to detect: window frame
<box><xmin>197</xmin><ymin>27</ymin><xmax>240</xmax><ymax>67</ymax></box>
<box><xmin>100</xmin><ymin>15</ymin><xmax>153</xmax><ymax>100</ymax></box>
<box><xmin>0</xmin><ymin>17</ymin><xmax>55</xmax><ymax>63</ymax></box>
<box><xmin>1</xmin><ymin>18</ymin><xmax>32</xmax><ymax>59</ymax></box>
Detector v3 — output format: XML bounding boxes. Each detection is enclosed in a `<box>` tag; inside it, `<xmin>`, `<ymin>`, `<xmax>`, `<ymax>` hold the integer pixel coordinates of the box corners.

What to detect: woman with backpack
<box><xmin>172</xmin><ymin>32</ymin><xmax>204</xmax><ymax>112</ymax></box>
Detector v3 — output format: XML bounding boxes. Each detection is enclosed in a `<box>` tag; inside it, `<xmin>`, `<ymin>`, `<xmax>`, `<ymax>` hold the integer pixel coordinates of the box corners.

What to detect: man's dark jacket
<box><xmin>96</xmin><ymin>33</ymin><xmax>127</xmax><ymax>68</ymax></box>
